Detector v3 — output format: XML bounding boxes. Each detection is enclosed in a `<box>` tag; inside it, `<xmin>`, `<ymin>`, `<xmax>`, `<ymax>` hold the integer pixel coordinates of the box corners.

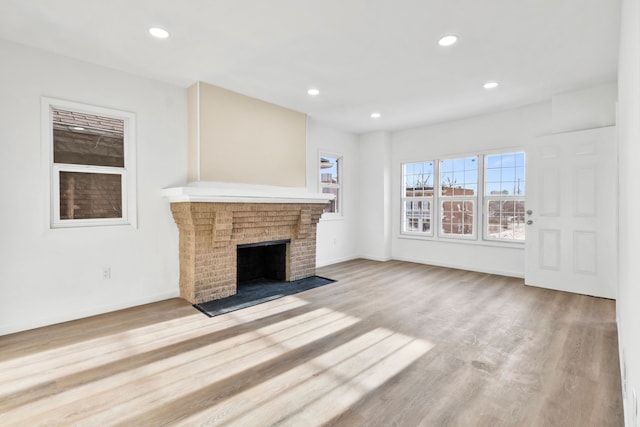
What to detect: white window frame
<box><xmin>401</xmin><ymin>160</ymin><xmax>435</xmax><ymax>237</ymax></box>
<box><xmin>398</xmin><ymin>149</ymin><xmax>526</xmax><ymax>246</ymax></box>
<box><xmin>42</xmin><ymin>97</ymin><xmax>137</xmax><ymax>229</ymax></box>
<box><xmin>483</xmin><ymin>151</ymin><xmax>526</xmax><ymax>244</ymax></box>
<box><xmin>319</xmin><ymin>151</ymin><xmax>343</xmax><ymax>218</ymax></box>
<box><xmin>438</xmin><ymin>156</ymin><xmax>478</xmax><ymax>240</ymax></box>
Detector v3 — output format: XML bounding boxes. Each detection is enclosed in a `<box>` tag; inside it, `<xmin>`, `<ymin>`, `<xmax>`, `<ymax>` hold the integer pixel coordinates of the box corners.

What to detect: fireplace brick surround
<box><xmin>170</xmin><ymin>202</ymin><xmax>325</xmax><ymax>304</ymax></box>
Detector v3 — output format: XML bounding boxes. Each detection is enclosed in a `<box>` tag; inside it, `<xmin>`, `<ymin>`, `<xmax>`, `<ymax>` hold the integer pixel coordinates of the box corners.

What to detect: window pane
<box><xmin>403</xmin><ymin>161</ymin><xmax>434</xmax><ymax>198</ymax></box>
<box><xmin>501</xmin><ymin>153</ymin><xmax>515</xmax><ymax>168</ymax></box>
<box><xmin>59</xmin><ymin>171</ymin><xmax>122</xmax><ymax>220</ymax></box>
<box><xmin>441</xmin><ymin>200</ymin><xmax>474</xmax><ymax>235</ymax></box>
<box><xmin>320</xmin><ymin>156</ymin><xmax>339</xmax><ymax>184</ymax></box>
<box><xmin>404</xmin><ymin>163</ymin><xmax>414</xmax><ymax>177</ymax></box>
<box><xmin>322</xmin><ymin>187</ymin><xmax>339</xmax><ymax>213</ymax></box>
<box><xmin>515</xmin><ymin>167</ymin><xmax>525</xmax><ymax>195</ymax></box>
<box><xmin>487</xmin><ymin>155</ymin><xmax>502</xmax><ymax>168</ymax></box>
<box><xmin>486</xmin><ymin>168</ymin><xmax>501</xmax><ymax>183</ymax></box>
<box><xmin>440</xmin><ymin>156</ymin><xmax>477</xmax><ymax>196</ymax></box>
<box><xmin>486</xmin><ymin>182</ymin><xmax>502</xmax><ymax>195</ymax></box>
<box><xmin>53</xmin><ymin>108</ymin><xmax>124</xmax><ymax>167</ymax></box>
<box><xmin>464</xmin><ymin>170</ymin><xmax>477</xmax><ymax>184</ymax></box>
<box><xmin>441</xmin><ymin>172</ymin><xmax>454</xmax><ymax>189</ymax></box>
<box><xmin>404</xmin><ymin>199</ymin><xmax>431</xmax><ymax>233</ymax></box>
<box><xmin>486</xmin><ymin>200</ymin><xmax>526</xmax><ymax>241</ymax></box>
<box><xmin>485</xmin><ymin>152</ymin><xmax>525</xmax><ymax>196</ymax></box>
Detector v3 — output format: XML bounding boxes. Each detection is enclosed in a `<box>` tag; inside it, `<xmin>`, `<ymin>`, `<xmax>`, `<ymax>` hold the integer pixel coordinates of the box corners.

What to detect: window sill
<box><xmin>397</xmin><ymin>233</ymin><xmax>524</xmax><ymax>249</ymax></box>
<box><xmin>51</xmin><ymin>219</ymin><xmax>136</xmax><ymax>229</ymax></box>
<box><xmin>320</xmin><ymin>213</ymin><xmax>344</xmax><ymax>222</ymax></box>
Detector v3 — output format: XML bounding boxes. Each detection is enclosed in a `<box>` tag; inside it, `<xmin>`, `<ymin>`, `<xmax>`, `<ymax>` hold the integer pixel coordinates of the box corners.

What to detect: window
<box><xmin>319</xmin><ymin>153</ymin><xmax>341</xmax><ymax>215</ymax></box>
<box><xmin>401</xmin><ymin>151</ymin><xmax>525</xmax><ymax>243</ymax></box>
<box><xmin>42</xmin><ymin>98</ymin><xmax>136</xmax><ymax>228</ymax></box>
<box><xmin>439</xmin><ymin>157</ymin><xmax>478</xmax><ymax>238</ymax></box>
<box><xmin>402</xmin><ymin>161</ymin><xmax>434</xmax><ymax>235</ymax></box>
<box><xmin>484</xmin><ymin>152</ymin><xmax>525</xmax><ymax>242</ymax></box>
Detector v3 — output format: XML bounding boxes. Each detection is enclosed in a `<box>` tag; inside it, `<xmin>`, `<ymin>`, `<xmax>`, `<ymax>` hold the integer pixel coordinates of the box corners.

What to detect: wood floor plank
<box><xmin>0</xmin><ymin>259</ymin><xmax>623</xmax><ymax>426</ymax></box>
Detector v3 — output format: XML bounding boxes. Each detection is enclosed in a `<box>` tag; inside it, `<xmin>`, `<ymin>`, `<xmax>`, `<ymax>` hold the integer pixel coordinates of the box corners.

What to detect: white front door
<box><xmin>525</xmin><ymin>126</ymin><xmax>617</xmax><ymax>299</ymax></box>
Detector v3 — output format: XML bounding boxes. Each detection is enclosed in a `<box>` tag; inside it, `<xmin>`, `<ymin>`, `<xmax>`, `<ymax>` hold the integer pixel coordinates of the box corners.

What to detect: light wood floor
<box><xmin>0</xmin><ymin>260</ymin><xmax>623</xmax><ymax>426</ymax></box>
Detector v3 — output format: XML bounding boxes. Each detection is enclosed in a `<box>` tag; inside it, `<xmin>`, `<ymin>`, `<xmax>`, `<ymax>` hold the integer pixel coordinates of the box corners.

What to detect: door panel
<box><xmin>573</xmin><ymin>231</ymin><xmax>597</xmax><ymax>275</ymax></box>
<box><xmin>539</xmin><ymin>229</ymin><xmax>561</xmax><ymax>271</ymax></box>
<box><xmin>525</xmin><ymin>126</ymin><xmax>617</xmax><ymax>299</ymax></box>
<box><xmin>575</xmin><ymin>167</ymin><xmax>597</xmax><ymax>216</ymax></box>
<box><xmin>540</xmin><ymin>169</ymin><xmax>560</xmax><ymax>216</ymax></box>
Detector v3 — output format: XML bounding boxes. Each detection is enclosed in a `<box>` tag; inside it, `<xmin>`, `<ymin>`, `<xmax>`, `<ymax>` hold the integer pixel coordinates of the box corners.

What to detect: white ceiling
<box><xmin>0</xmin><ymin>0</ymin><xmax>621</xmax><ymax>133</ymax></box>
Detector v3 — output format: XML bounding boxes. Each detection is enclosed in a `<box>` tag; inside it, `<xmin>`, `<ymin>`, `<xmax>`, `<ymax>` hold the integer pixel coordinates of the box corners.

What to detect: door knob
<box><xmin>527</xmin><ymin>220</ymin><xmax>533</xmax><ymax>225</ymax></box>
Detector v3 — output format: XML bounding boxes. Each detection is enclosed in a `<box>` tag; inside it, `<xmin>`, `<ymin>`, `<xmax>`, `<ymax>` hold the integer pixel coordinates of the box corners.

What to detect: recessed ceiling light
<box><xmin>371</xmin><ymin>112</ymin><xmax>381</xmax><ymax>119</ymax></box>
<box><xmin>438</xmin><ymin>34</ymin><xmax>458</xmax><ymax>47</ymax></box>
<box><xmin>483</xmin><ymin>81</ymin><xmax>499</xmax><ymax>89</ymax></box>
<box><xmin>307</xmin><ymin>88</ymin><xmax>320</xmax><ymax>96</ymax></box>
<box><xmin>149</xmin><ymin>27</ymin><xmax>169</xmax><ymax>39</ymax></box>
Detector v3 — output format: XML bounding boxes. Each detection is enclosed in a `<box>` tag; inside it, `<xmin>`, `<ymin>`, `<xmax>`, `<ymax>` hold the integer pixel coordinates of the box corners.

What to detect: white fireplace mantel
<box><xmin>161</xmin><ymin>181</ymin><xmax>334</xmax><ymax>204</ymax></box>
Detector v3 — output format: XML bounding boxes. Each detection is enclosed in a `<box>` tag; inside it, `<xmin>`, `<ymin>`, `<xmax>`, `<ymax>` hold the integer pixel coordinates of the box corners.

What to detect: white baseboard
<box><xmin>358</xmin><ymin>254</ymin><xmax>393</xmax><ymax>262</ymax></box>
<box><xmin>0</xmin><ymin>290</ymin><xmax>180</xmax><ymax>336</ymax></box>
<box><xmin>391</xmin><ymin>255</ymin><xmax>525</xmax><ymax>278</ymax></box>
<box><xmin>316</xmin><ymin>255</ymin><xmax>360</xmax><ymax>268</ymax></box>
<box><xmin>318</xmin><ymin>254</ymin><xmax>522</xmax><ymax>278</ymax></box>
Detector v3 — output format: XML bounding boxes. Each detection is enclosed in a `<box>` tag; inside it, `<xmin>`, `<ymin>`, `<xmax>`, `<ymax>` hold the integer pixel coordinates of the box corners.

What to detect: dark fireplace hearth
<box><xmin>237</xmin><ymin>240</ymin><xmax>289</xmax><ymax>284</ymax></box>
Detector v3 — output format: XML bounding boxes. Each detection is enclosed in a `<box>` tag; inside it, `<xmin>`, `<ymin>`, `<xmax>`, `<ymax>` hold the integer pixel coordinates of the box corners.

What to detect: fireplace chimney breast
<box><xmin>163</xmin><ymin>182</ymin><xmax>332</xmax><ymax>304</ymax></box>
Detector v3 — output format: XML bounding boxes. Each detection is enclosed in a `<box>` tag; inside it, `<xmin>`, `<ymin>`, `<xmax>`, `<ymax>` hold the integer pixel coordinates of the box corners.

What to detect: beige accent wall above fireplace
<box><xmin>187</xmin><ymin>81</ymin><xmax>307</xmax><ymax>187</ymax></box>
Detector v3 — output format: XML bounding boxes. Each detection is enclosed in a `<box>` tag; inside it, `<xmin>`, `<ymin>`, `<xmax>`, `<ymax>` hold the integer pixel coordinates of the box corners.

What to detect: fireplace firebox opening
<box><xmin>237</xmin><ymin>240</ymin><xmax>290</xmax><ymax>285</ymax></box>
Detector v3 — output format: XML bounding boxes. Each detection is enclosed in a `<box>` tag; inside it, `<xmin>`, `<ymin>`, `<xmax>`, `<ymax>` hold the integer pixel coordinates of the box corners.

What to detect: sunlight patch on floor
<box><xmin>0</xmin><ymin>297</ymin><xmax>309</xmax><ymax>396</ymax></box>
<box><xmin>176</xmin><ymin>328</ymin><xmax>434</xmax><ymax>426</ymax></box>
<box><xmin>2</xmin><ymin>305</ymin><xmax>357</xmax><ymax>426</ymax></box>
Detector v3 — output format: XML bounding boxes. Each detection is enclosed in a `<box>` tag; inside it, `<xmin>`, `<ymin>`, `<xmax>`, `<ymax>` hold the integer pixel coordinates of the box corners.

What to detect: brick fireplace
<box><xmin>163</xmin><ymin>183</ymin><xmax>331</xmax><ymax>304</ymax></box>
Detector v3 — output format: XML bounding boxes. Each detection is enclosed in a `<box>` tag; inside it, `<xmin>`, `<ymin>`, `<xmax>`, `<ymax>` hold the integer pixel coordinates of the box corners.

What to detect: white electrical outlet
<box><xmin>102</xmin><ymin>267</ymin><xmax>111</xmax><ymax>280</ymax></box>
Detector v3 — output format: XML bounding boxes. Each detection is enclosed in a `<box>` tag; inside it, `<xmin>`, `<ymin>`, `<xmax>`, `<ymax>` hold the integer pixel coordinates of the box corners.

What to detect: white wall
<box><xmin>0</xmin><ymin>40</ymin><xmax>187</xmax><ymax>335</ymax></box>
<box><xmin>617</xmin><ymin>0</ymin><xmax>640</xmax><ymax>424</ymax></box>
<box><xmin>306</xmin><ymin>119</ymin><xmax>360</xmax><ymax>267</ymax></box>
<box><xmin>390</xmin><ymin>102</ymin><xmax>552</xmax><ymax>277</ymax></box>
<box><xmin>552</xmin><ymin>81</ymin><xmax>618</xmax><ymax>134</ymax></box>
<box><xmin>358</xmin><ymin>131</ymin><xmax>392</xmax><ymax>261</ymax></box>
<box><xmin>354</xmin><ymin>85</ymin><xmax>617</xmax><ymax>278</ymax></box>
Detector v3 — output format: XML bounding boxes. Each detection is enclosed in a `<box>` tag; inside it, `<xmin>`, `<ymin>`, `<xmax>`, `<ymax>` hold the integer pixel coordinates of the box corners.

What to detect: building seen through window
<box><xmin>320</xmin><ymin>154</ymin><xmax>341</xmax><ymax>215</ymax></box>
